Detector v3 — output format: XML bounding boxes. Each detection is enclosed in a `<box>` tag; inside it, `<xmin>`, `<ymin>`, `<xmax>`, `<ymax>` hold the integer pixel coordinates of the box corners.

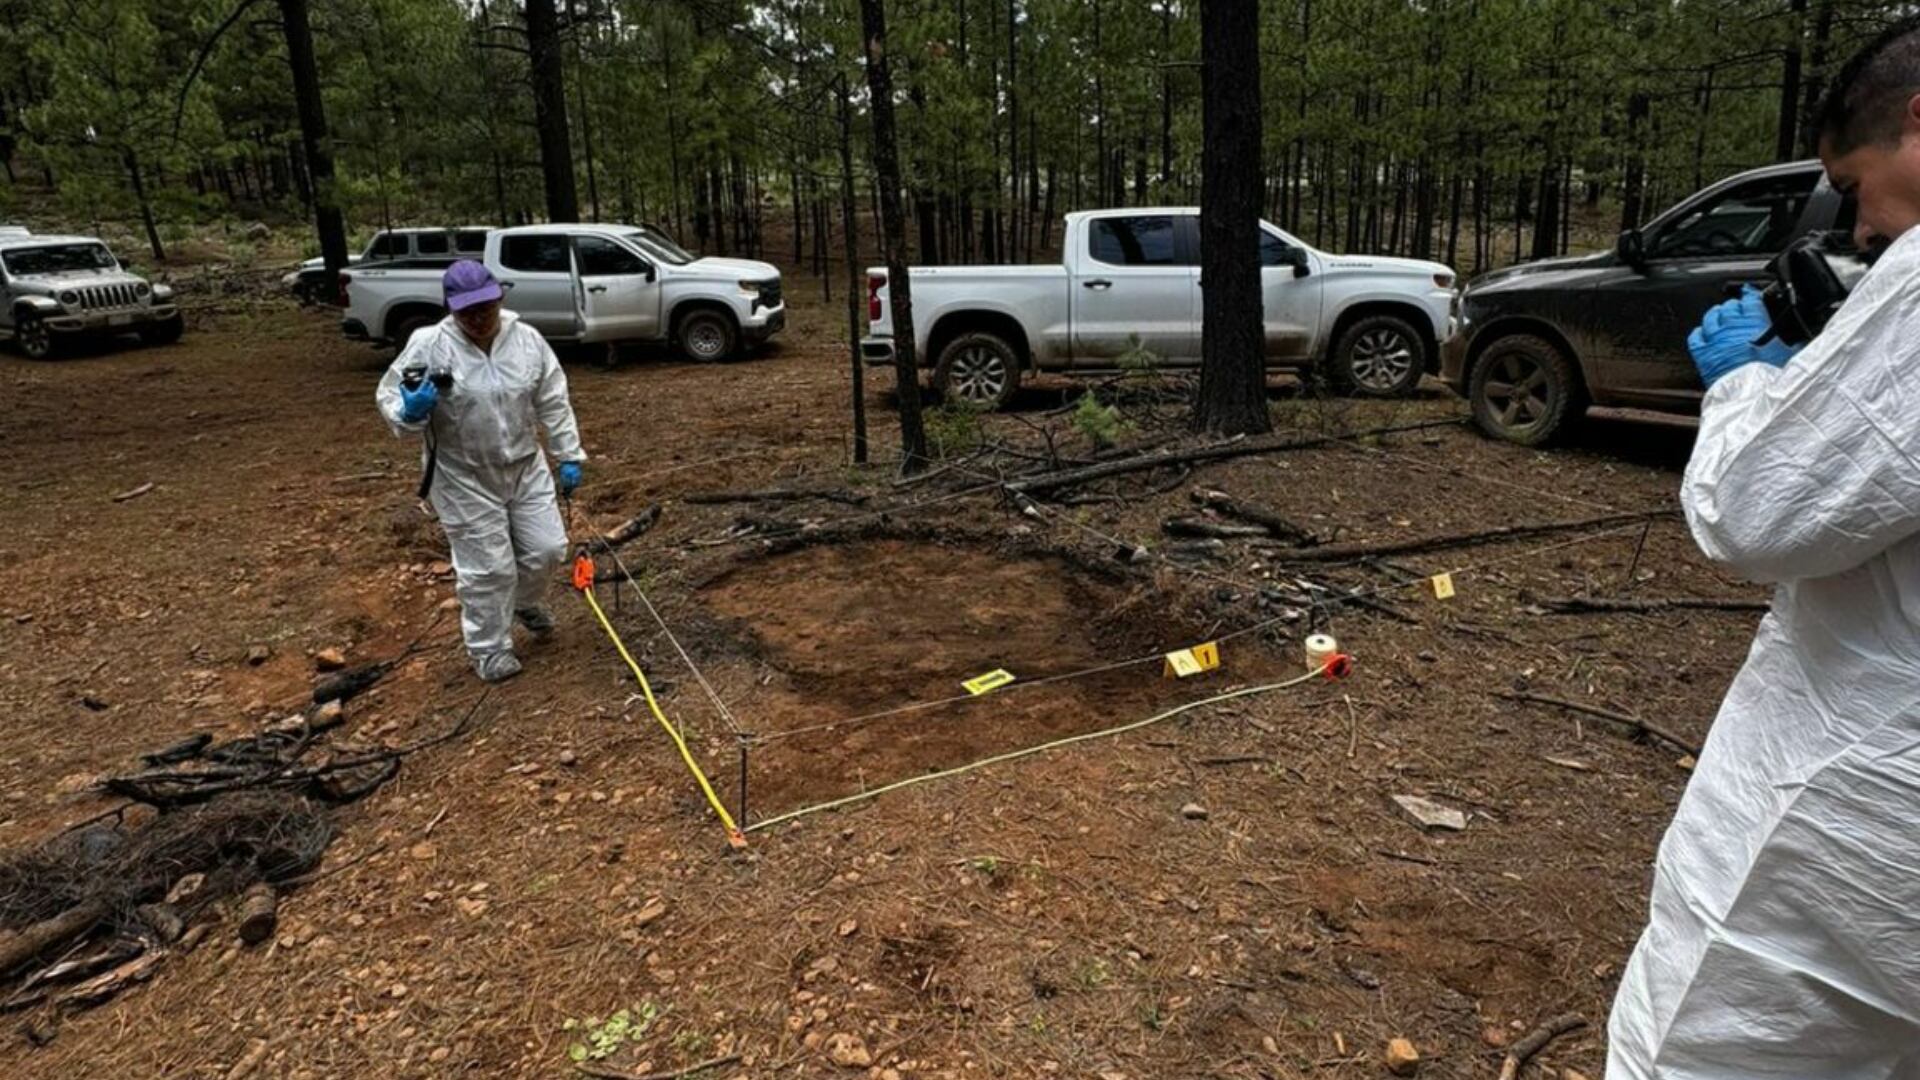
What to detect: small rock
<box><xmin>1261</xmin><ymin>1035</ymin><xmax>1279</xmax><ymax>1055</ymax></box>
<box><xmin>837</xmin><ymin>918</ymin><xmax>859</xmax><ymax>938</ymax></box>
<box><xmin>1481</xmin><ymin>1026</ymin><xmax>1510</xmax><ymax>1048</ymax></box>
<box><xmin>1416</xmin><ymin>650</ymin><xmax>1437</xmax><ymax>662</ymax></box>
<box><xmin>314</xmin><ymin>648</ymin><xmax>347</xmax><ymax>672</ymax></box>
<box><xmin>409</xmin><ymin>842</ymin><xmax>437</xmax><ymax>861</ymax></box>
<box><xmin>428</xmin><ymin>561</ymin><xmax>453</xmax><ymax>578</ymax></box>
<box><xmin>166</xmin><ymin>873</ymin><xmax>207</xmax><ymax>906</ymax></box>
<box><xmin>634</xmin><ymin>897</ymin><xmax>668</xmax><ymax>927</ymax></box>
<box><xmin>245</xmin><ymin>645</ymin><xmax>271</xmax><ymax>666</ymax></box>
<box><xmin>1385</xmin><ymin>1037</ymin><xmax>1420</xmax><ymax>1076</ymax></box>
<box><xmin>802</xmin><ymin>1031</ymin><xmax>824</xmax><ymax>1051</ymax></box>
<box><xmin>243</xmin><ymin>221</ymin><xmax>271</xmax><ymax>241</ymax></box>
<box><xmin>455</xmin><ymin>898</ymin><xmax>489</xmax><ymax>918</ymax></box>
<box><xmin>1391</xmin><ymin>794</ymin><xmax>1467</xmax><ymax>832</ymax></box>
<box><xmin>1676</xmin><ymin>755</ymin><xmax>1697</xmax><ymax>772</ymax></box>
<box><xmin>1180</xmin><ymin>802</ymin><xmax>1209</xmax><ymax>820</ymax></box>
<box><xmin>558</xmin><ymin>748</ymin><xmax>579</xmax><ymax>767</ymax></box>
<box><xmin>825</xmin><ymin>1032</ymin><xmax>872</xmax><ymax>1068</ymax></box>
<box><xmin>428</xmin><ymin>1047</ymin><xmax>451</xmax><ymax>1064</ymax></box>
<box><xmin>438</xmin><ymin>597</ymin><xmax>460</xmax><ymax>612</ymax></box>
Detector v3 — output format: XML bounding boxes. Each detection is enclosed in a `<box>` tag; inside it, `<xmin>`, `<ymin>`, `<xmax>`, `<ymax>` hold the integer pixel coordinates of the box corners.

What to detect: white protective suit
<box><xmin>375</xmin><ymin>311</ymin><xmax>585</xmax><ymax>660</ymax></box>
<box><xmin>1607</xmin><ymin>226</ymin><xmax>1920</xmax><ymax>1078</ymax></box>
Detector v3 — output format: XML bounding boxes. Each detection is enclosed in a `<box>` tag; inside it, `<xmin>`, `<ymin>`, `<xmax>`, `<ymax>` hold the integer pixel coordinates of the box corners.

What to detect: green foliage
<box><xmin>562</xmin><ymin>1003</ymin><xmax>660</xmax><ymax>1063</ymax></box>
<box><xmin>3</xmin><ymin>0</ymin><xmax>1912</xmax><ymax>275</ymax></box>
<box><xmin>1070</xmin><ymin>393</ymin><xmax>1130</xmax><ymax>450</ymax></box>
<box><xmin>925</xmin><ymin>402</ymin><xmax>986</xmax><ymax>459</ymax></box>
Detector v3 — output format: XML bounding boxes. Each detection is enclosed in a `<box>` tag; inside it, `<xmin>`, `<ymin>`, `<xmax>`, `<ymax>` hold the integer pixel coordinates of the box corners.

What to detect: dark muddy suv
<box><xmin>1443</xmin><ymin>160</ymin><xmax>1858</xmax><ymax>445</ymax></box>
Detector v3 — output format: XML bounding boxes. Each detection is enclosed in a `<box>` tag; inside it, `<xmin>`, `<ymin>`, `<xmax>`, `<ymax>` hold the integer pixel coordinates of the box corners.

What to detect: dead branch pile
<box><xmin>102</xmin><ymin>692</ymin><xmax>484</xmax><ymax>808</ymax></box>
<box><xmin>0</xmin><ymin>793</ymin><xmax>333</xmax><ymax>1019</ymax></box>
<box><xmin>0</xmin><ymin>794</ymin><xmax>330</xmax><ymax>939</ymax></box>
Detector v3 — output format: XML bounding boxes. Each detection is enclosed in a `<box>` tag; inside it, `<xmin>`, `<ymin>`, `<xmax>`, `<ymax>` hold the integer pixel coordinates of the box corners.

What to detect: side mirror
<box><xmin>644</xmin><ymin>266</ymin><xmax>657</xmax><ymax>283</ymax></box>
<box><xmin>1616</xmin><ymin>229</ymin><xmax>1648</xmax><ymax>271</ymax></box>
<box><xmin>1279</xmin><ymin>246</ymin><xmax>1310</xmax><ymax>278</ymax></box>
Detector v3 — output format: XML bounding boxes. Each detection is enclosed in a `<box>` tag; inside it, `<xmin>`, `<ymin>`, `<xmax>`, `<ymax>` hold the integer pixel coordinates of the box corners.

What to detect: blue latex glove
<box><xmin>398</xmin><ymin>379</ymin><xmax>438</xmax><ymax>423</ymax></box>
<box><xmin>1687</xmin><ymin>286</ymin><xmax>1803</xmax><ymax>389</ymax></box>
<box><xmin>557</xmin><ymin>461</ymin><xmax>582</xmax><ymax>495</ymax></box>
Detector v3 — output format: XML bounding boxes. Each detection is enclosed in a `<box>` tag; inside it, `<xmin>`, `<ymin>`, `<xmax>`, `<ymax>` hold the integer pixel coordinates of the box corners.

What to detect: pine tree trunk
<box><xmin>840</xmin><ymin>77</ymin><xmax>869</xmax><ymax>465</ymax></box>
<box><xmin>1192</xmin><ymin>0</ymin><xmax>1269</xmax><ymax>437</ymax></box>
<box><xmin>859</xmin><ymin>0</ymin><xmax>929</xmax><ymax>474</ymax></box>
<box><xmin>122</xmin><ymin>148</ymin><xmax>165</xmax><ymax>262</ymax></box>
<box><xmin>1776</xmin><ymin>0</ymin><xmax>1807</xmax><ymax>163</ymax></box>
<box><xmin>525</xmin><ymin>0</ymin><xmax>579</xmax><ymax>222</ymax></box>
<box><xmin>277</xmin><ymin>0</ymin><xmax>348</xmax><ymax>276</ymax></box>
<box><xmin>1796</xmin><ymin>0</ymin><xmax>1837</xmax><ymax>157</ymax></box>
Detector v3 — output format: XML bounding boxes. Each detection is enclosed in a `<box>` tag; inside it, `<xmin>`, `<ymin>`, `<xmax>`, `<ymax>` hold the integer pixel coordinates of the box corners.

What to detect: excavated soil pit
<box><xmin>699</xmin><ymin>538</ymin><xmax>1282</xmax><ymax>814</ymax></box>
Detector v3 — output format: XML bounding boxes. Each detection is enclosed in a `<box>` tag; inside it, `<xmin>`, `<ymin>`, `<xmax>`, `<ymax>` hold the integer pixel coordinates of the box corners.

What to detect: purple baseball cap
<box><xmin>443</xmin><ymin>259</ymin><xmax>503</xmax><ymax>312</ymax></box>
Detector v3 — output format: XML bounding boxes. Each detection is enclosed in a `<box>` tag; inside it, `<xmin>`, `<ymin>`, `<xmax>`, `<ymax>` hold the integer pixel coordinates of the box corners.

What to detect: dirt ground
<box><xmin>0</xmin><ymin>267</ymin><xmax>1762</xmax><ymax>1079</ymax></box>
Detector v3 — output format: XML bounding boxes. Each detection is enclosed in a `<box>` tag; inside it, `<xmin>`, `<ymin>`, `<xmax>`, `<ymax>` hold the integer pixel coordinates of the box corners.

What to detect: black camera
<box><xmin>1756</xmin><ymin>231</ymin><xmax>1872</xmax><ymax>347</ymax></box>
<box><xmin>401</xmin><ymin>363</ymin><xmax>455</xmax><ymax>393</ymax></box>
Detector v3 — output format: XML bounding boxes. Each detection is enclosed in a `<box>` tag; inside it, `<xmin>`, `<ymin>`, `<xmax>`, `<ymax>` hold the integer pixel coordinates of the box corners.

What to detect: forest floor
<box><xmin>0</xmin><ymin>266</ymin><xmax>1758</xmax><ymax>1079</ymax></box>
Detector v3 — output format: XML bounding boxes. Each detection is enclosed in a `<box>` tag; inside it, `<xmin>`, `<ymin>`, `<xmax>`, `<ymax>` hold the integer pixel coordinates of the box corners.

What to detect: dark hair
<box><xmin>1818</xmin><ymin>16</ymin><xmax>1920</xmax><ymax>154</ymax></box>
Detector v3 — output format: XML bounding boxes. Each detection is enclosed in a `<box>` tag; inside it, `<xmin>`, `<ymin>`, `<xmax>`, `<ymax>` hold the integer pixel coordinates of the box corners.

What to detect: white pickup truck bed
<box><xmin>863</xmin><ymin>208</ymin><xmax>1456</xmax><ymax>408</ymax></box>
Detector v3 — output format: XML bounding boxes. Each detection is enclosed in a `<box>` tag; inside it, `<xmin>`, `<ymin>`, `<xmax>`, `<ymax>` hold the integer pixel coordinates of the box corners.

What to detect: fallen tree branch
<box><xmin>1191</xmin><ymin>489</ymin><xmax>1319</xmax><ymax>545</ymax></box>
<box><xmin>1538</xmin><ymin>595</ymin><xmax>1768</xmax><ymax>615</ymax></box>
<box><xmin>1496</xmin><ymin>691</ymin><xmax>1701</xmax><ymax>758</ymax></box>
<box><xmin>589</xmin><ymin>504</ymin><xmax>662</xmax><ymax>553</ymax></box>
<box><xmin>684</xmin><ymin>488</ymin><xmax>867</xmax><ymax>507</ymax></box>
<box><xmin>1162</xmin><ymin>517</ymin><xmax>1270</xmax><ymax>540</ymax></box>
<box><xmin>1497</xmin><ymin>1012</ymin><xmax>1586</xmax><ymax>1080</ymax></box>
<box><xmin>1005</xmin><ymin>418</ymin><xmax>1465</xmax><ymax>497</ymax></box>
<box><xmin>0</xmin><ymin>901</ymin><xmax>111</xmax><ymax>977</ymax></box>
<box><xmin>575</xmin><ymin>1053</ymin><xmax>744</xmax><ymax>1080</ymax></box>
<box><xmin>1274</xmin><ymin>509</ymin><xmax>1674</xmax><ymax>563</ymax></box>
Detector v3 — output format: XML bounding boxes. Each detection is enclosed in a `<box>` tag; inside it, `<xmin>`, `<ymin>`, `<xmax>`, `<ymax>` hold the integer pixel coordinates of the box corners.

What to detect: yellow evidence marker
<box><xmin>1430</xmin><ymin>572</ymin><xmax>1456</xmax><ymax>600</ymax></box>
<box><xmin>963</xmin><ymin>669</ymin><xmax>1016</xmax><ymax>695</ymax></box>
<box><xmin>1163</xmin><ymin>640</ymin><xmax>1222</xmax><ymax>678</ymax></box>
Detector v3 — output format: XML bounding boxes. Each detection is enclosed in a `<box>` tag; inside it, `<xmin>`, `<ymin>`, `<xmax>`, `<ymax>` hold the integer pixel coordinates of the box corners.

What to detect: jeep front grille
<box><xmin>78</xmin><ymin>284</ymin><xmax>140</xmax><ymax>310</ymax></box>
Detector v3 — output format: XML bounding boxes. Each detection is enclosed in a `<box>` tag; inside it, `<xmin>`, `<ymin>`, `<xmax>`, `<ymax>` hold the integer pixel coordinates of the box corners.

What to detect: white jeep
<box><xmin>1</xmin><ymin>232</ymin><xmax>183</xmax><ymax>359</ymax></box>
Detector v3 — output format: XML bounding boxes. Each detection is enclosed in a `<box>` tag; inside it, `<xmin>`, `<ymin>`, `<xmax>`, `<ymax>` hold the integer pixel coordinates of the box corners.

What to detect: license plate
<box><xmin>107</xmin><ymin>313</ymin><xmax>133</xmax><ymax>327</ymax></box>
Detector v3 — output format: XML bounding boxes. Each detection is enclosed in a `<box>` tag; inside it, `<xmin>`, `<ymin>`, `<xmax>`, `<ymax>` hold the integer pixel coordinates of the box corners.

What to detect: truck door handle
<box><xmin>588</xmin><ymin>285</ymin><xmax>608</xmax><ymax>294</ymax></box>
<box><xmin>1083</xmin><ymin>279</ymin><xmax>1112</xmax><ymax>290</ymax></box>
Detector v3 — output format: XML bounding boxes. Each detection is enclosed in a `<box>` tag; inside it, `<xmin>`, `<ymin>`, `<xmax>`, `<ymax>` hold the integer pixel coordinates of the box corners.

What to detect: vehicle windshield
<box><xmin>623</xmin><ymin>227</ymin><xmax>695</xmax><ymax>266</ymax></box>
<box><xmin>3</xmin><ymin>243</ymin><xmax>117</xmax><ymax>276</ymax></box>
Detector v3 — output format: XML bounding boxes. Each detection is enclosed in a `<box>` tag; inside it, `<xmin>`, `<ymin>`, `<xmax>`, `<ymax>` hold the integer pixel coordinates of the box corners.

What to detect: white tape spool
<box><xmin>1304</xmin><ymin>633</ymin><xmax>1339</xmax><ymax>674</ymax></box>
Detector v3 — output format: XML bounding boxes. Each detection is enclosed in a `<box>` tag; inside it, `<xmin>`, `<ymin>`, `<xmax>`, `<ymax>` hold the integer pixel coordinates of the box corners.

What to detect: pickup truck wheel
<box><xmin>676</xmin><ymin>309</ymin><xmax>739</xmax><ymax>362</ymax></box>
<box><xmin>1336</xmin><ymin>313</ymin><xmax>1428</xmax><ymax>397</ymax></box>
<box><xmin>1329</xmin><ymin>314</ymin><xmax>1426</xmax><ymax>397</ymax></box>
<box><xmin>1469</xmin><ymin>334</ymin><xmax>1585</xmax><ymax>446</ymax></box>
<box><xmin>936</xmin><ymin>333</ymin><xmax>1020</xmax><ymax>411</ymax></box>
<box><xmin>392</xmin><ymin>313</ymin><xmax>437</xmax><ymax>352</ymax></box>
<box><xmin>14</xmin><ymin>312</ymin><xmax>57</xmax><ymax>360</ymax></box>
<box><xmin>139</xmin><ymin>314</ymin><xmax>185</xmax><ymax>346</ymax></box>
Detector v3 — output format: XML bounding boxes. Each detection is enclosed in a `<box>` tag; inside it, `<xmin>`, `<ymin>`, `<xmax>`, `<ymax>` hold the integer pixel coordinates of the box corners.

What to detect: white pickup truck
<box><xmin>862</xmin><ymin>208</ymin><xmax>1457</xmax><ymax>407</ymax></box>
<box><xmin>342</xmin><ymin>222</ymin><xmax>786</xmax><ymax>361</ymax></box>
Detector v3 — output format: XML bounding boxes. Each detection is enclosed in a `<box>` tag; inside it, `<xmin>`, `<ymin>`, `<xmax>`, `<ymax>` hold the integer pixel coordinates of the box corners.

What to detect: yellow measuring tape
<box><xmin>573</xmin><ymin>555</ymin><xmax>746</xmax><ymax>849</ymax></box>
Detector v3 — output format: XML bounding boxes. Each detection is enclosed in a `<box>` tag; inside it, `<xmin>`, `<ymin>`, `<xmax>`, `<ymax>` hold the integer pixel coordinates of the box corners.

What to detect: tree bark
<box><xmin>1192</xmin><ymin>0</ymin><xmax>1270</xmax><ymax>436</ymax></box>
<box><xmin>277</xmin><ymin>0</ymin><xmax>349</xmax><ymax>278</ymax></box>
<box><xmin>1777</xmin><ymin>0</ymin><xmax>1808</xmax><ymax>163</ymax></box>
<box><xmin>859</xmin><ymin>0</ymin><xmax>929</xmax><ymax>474</ymax></box>
<box><xmin>525</xmin><ymin>0</ymin><xmax>580</xmax><ymax>222</ymax></box>
<box><xmin>840</xmin><ymin>77</ymin><xmax>869</xmax><ymax>465</ymax></box>
<box><xmin>122</xmin><ymin>149</ymin><xmax>165</xmax><ymax>262</ymax></box>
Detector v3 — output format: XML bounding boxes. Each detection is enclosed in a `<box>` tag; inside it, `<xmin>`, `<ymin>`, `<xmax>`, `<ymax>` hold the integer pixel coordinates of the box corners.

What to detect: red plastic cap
<box><xmin>1323</xmin><ymin>654</ymin><xmax>1354</xmax><ymax>680</ymax></box>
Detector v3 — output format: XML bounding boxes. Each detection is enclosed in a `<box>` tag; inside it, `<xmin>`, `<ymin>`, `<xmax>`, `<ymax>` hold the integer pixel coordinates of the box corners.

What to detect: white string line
<box><xmin>753</xmin><ymin>482</ymin><xmax>1658</xmax><ymax>749</ymax></box>
<box><xmin>749</xmin><ymin>607</ymin><xmax>1302</xmax><ymax>745</ymax></box>
<box><xmin>570</xmin><ymin>499</ymin><xmax>745</xmax><ymax>738</ymax></box>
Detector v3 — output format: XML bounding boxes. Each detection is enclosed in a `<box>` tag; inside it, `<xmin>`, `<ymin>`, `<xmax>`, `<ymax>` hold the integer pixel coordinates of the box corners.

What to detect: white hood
<box><xmin>680</xmin><ymin>255</ymin><xmax>780</xmax><ymax>281</ymax></box>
